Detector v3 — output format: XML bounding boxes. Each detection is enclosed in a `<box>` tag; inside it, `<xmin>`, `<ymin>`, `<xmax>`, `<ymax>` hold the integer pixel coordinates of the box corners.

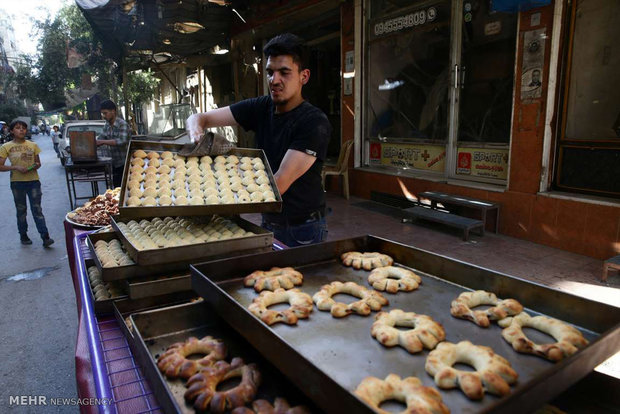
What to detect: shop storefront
<box><xmin>334</xmin><ymin>0</ymin><xmax>620</xmax><ymax>260</ymax></box>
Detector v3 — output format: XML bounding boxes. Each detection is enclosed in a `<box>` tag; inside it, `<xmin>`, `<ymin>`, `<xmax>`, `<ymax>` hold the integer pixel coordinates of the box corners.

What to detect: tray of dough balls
<box><xmin>190</xmin><ymin>235</ymin><xmax>619</xmax><ymax>414</ymax></box>
<box><xmin>118</xmin><ymin>141</ymin><xmax>282</xmax><ymax>218</ymax></box>
<box><xmin>111</xmin><ymin>215</ymin><xmax>272</xmax><ymax>267</ymax></box>
<box><xmin>85</xmin><ymin>260</ymin><xmax>128</xmax><ymax>314</ymax></box>
<box><xmin>128</xmin><ymin>299</ymin><xmax>317</xmax><ymax>414</ymax></box>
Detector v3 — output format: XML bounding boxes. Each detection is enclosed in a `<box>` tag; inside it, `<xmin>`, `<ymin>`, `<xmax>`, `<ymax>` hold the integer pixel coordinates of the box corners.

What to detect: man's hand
<box><xmin>185</xmin><ymin>107</ymin><xmax>238</xmax><ymax>143</ymax></box>
<box><xmin>186</xmin><ymin>114</ymin><xmax>205</xmax><ymax>143</ymax></box>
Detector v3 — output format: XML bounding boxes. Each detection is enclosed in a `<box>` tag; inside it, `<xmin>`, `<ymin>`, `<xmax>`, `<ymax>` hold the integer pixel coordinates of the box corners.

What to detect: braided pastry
<box><xmin>244</xmin><ymin>267</ymin><xmax>303</xmax><ymax>292</ymax></box>
<box><xmin>425</xmin><ymin>341</ymin><xmax>518</xmax><ymax>400</ymax></box>
<box><xmin>368</xmin><ymin>266</ymin><xmax>421</xmax><ymax>293</ymax></box>
<box><xmin>313</xmin><ymin>281</ymin><xmax>388</xmax><ymax>318</ymax></box>
<box><xmin>498</xmin><ymin>312</ymin><xmax>588</xmax><ymax>361</ymax></box>
<box><xmin>156</xmin><ymin>336</ymin><xmax>227</xmax><ymax>379</ymax></box>
<box><xmin>355</xmin><ymin>374</ymin><xmax>449</xmax><ymax>414</ymax></box>
<box><xmin>450</xmin><ymin>290</ymin><xmax>523</xmax><ymax>327</ymax></box>
<box><xmin>371</xmin><ymin>309</ymin><xmax>445</xmax><ymax>353</ymax></box>
<box><xmin>231</xmin><ymin>397</ymin><xmax>310</xmax><ymax>414</ymax></box>
<box><xmin>248</xmin><ymin>288</ymin><xmax>313</xmax><ymax>325</ymax></box>
<box><xmin>185</xmin><ymin>357</ymin><xmax>261</xmax><ymax>413</ymax></box>
<box><xmin>341</xmin><ymin>251</ymin><xmax>393</xmax><ymax>270</ymax></box>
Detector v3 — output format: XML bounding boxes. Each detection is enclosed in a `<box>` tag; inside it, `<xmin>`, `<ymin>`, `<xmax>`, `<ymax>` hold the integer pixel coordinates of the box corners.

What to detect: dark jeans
<box><xmin>10</xmin><ymin>180</ymin><xmax>49</xmax><ymax>237</ymax></box>
<box><xmin>112</xmin><ymin>166</ymin><xmax>124</xmax><ymax>188</ymax></box>
<box><xmin>262</xmin><ymin>216</ymin><xmax>327</xmax><ymax>247</ymax></box>
<box><xmin>53</xmin><ymin>143</ymin><xmax>60</xmax><ymax>157</ymax></box>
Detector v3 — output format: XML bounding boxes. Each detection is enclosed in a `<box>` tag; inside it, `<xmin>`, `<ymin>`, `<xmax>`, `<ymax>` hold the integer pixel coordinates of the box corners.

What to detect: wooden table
<box><xmin>417</xmin><ymin>191</ymin><xmax>501</xmax><ymax>233</ymax></box>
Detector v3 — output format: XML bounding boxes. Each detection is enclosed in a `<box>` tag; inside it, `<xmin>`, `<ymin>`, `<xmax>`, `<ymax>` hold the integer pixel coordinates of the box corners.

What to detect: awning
<box><xmin>75</xmin><ymin>0</ymin><xmax>234</xmax><ymax>66</ymax></box>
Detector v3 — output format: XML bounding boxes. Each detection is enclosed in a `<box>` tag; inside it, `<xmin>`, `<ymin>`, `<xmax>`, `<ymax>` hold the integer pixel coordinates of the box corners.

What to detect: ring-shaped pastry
<box><xmin>243</xmin><ymin>267</ymin><xmax>303</xmax><ymax>292</ymax></box>
<box><xmin>248</xmin><ymin>288</ymin><xmax>313</xmax><ymax>325</ymax></box>
<box><xmin>156</xmin><ymin>336</ymin><xmax>227</xmax><ymax>379</ymax></box>
<box><xmin>425</xmin><ymin>340</ymin><xmax>518</xmax><ymax>400</ymax></box>
<box><xmin>341</xmin><ymin>251</ymin><xmax>394</xmax><ymax>270</ymax></box>
<box><xmin>313</xmin><ymin>281</ymin><xmax>388</xmax><ymax>318</ymax></box>
<box><xmin>185</xmin><ymin>357</ymin><xmax>261</xmax><ymax>413</ymax></box>
<box><xmin>368</xmin><ymin>266</ymin><xmax>421</xmax><ymax>293</ymax></box>
<box><xmin>355</xmin><ymin>374</ymin><xmax>449</xmax><ymax>414</ymax></box>
<box><xmin>230</xmin><ymin>397</ymin><xmax>310</xmax><ymax>414</ymax></box>
<box><xmin>497</xmin><ymin>312</ymin><xmax>588</xmax><ymax>361</ymax></box>
<box><xmin>371</xmin><ymin>309</ymin><xmax>445</xmax><ymax>353</ymax></box>
<box><xmin>450</xmin><ymin>290</ymin><xmax>523</xmax><ymax>328</ymax></box>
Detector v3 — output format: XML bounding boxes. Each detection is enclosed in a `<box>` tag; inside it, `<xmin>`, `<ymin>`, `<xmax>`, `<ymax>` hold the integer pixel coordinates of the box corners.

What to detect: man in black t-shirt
<box><xmin>186</xmin><ymin>33</ymin><xmax>331</xmax><ymax>246</ymax></box>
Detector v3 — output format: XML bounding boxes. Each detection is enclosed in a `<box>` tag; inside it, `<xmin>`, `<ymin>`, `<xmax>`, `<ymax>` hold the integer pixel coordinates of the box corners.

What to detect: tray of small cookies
<box><xmin>84</xmin><ymin>259</ymin><xmax>128</xmax><ymax>314</ymax></box>
<box><xmin>110</xmin><ymin>214</ymin><xmax>272</xmax><ymax>266</ymax></box>
<box><xmin>127</xmin><ymin>299</ymin><xmax>317</xmax><ymax>414</ymax></box>
<box><xmin>189</xmin><ymin>235</ymin><xmax>620</xmax><ymax>414</ymax></box>
<box><xmin>118</xmin><ymin>141</ymin><xmax>282</xmax><ymax>218</ymax></box>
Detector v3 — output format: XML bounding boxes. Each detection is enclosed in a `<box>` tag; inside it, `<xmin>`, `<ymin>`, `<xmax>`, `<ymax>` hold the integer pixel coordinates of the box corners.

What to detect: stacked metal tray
<box><xmin>125</xmin><ymin>273</ymin><xmax>191</xmax><ymax>300</ymax></box>
<box><xmin>83</xmin><ymin>258</ymin><xmax>128</xmax><ymax>314</ymax></box>
<box><xmin>126</xmin><ymin>300</ymin><xmax>317</xmax><ymax>414</ymax></box>
<box><xmin>111</xmin><ymin>215</ymin><xmax>272</xmax><ymax>266</ymax></box>
<box><xmin>118</xmin><ymin>140</ymin><xmax>282</xmax><ymax>218</ymax></box>
<box><xmin>190</xmin><ymin>235</ymin><xmax>620</xmax><ymax>414</ymax></box>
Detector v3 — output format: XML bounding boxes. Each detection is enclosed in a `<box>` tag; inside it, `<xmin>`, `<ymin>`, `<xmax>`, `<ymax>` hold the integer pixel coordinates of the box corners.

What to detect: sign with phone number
<box><xmin>374</xmin><ymin>7</ymin><xmax>437</xmax><ymax>36</ymax></box>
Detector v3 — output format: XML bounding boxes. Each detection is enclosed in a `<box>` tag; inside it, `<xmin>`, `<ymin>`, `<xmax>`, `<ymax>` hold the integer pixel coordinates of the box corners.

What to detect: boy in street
<box><xmin>96</xmin><ymin>100</ymin><xmax>131</xmax><ymax>187</ymax></box>
<box><xmin>51</xmin><ymin>125</ymin><xmax>60</xmax><ymax>158</ymax></box>
<box><xmin>0</xmin><ymin>120</ymin><xmax>54</xmax><ymax>247</ymax></box>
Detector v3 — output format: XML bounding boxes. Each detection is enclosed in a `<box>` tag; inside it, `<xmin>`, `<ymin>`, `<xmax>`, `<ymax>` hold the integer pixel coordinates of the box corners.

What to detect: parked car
<box><xmin>59</xmin><ymin>120</ymin><xmax>106</xmax><ymax>165</ymax></box>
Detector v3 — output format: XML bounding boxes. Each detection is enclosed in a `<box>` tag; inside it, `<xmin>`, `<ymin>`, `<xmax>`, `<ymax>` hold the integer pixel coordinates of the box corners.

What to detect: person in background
<box><xmin>186</xmin><ymin>33</ymin><xmax>331</xmax><ymax>246</ymax></box>
<box><xmin>0</xmin><ymin>120</ymin><xmax>54</xmax><ymax>247</ymax></box>
<box><xmin>50</xmin><ymin>125</ymin><xmax>60</xmax><ymax>158</ymax></box>
<box><xmin>96</xmin><ymin>99</ymin><xmax>131</xmax><ymax>187</ymax></box>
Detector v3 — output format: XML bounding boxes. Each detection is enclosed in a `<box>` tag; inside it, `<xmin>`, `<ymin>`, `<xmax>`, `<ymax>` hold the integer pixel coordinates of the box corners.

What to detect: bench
<box><xmin>417</xmin><ymin>191</ymin><xmax>500</xmax><ymax>233</ymax></box>
<box><xmin>603</xmin><ymin>255</ymin><xmax>620</xmax><ymax>282</ymax></box>
<box><xmin>402</xmin><ymin>206</ymin><xmax>484</xmax><ymax>241</ymax></box>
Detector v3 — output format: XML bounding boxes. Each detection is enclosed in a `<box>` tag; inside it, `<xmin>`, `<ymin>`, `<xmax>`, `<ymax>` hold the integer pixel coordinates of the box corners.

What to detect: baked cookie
<box><xmin>371</xmin><ymin>309</ymin><xmax>445</xmax><ymax>353</ymax></box>
<box><xmin>498</xmin><ymin>312</ymin><xmax>588</xmax><ymax>361</ymax></box>
<box><xmin>313</xmin><ymin>281</ymin><xmax>388</xmax><ymax>317</ymax></box>
<box><xmin>341</xmin><ymin>251</ymin><xmax>393</xmax><ymax>270</ymax></box>
<box><xmin>368</xmin><ymin>266</ymin><xmax>421</xmax><ymax>293</ymax></box>
<box><xmin>248</xmin><ymin>288</ymin><xmax>313</xmax><ymax>325</ymax></box>
<box><xmin>185</xmin><ymin>357</ymin><xmax>260</xmax><ymax>413</ymax></box>
<box><xmin>156</xmin><ymin>336</ymin><xmax>226</xmax><ymax>379</ymax></box>
<box><xmin>355</xmin><ymin>374</ymin><xmax>449</xmax><ymax>414</ymax></box>
<box><xmin>451</xmin><ymin>290</ymin><xmax>523</xmax><ymax>327</ymax></box>
<box><xmin>244</xmin><ymin>267</ymin><xmax>303</xmax><ymax>292</ymax></box>
<box><xmin>425</xmin><ymin>340</ymin><xmax>518</xmax><ymax>400</ymax></box>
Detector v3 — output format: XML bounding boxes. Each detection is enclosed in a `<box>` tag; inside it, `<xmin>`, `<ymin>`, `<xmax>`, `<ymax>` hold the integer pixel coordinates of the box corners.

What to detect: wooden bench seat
<box><xmin>402</xmin><ymin>206</ymin><xmax>484</xmax><ymax>241</ymax></box>
<box><xmin>603</xmin><ymin>255</ymin><xmax>620</xmax><ymax>281</ymax></box>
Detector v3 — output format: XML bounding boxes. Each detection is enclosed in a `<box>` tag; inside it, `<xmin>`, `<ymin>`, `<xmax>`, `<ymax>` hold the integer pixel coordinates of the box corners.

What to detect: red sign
<box><xmin>457</xmin><ymin>152</ymin><xmax>471</xmax><ymax>174</ymax></box>
<box><xmin>370</xmin><ymin>142</ymin><xmax>381</xmax><ymax>160</ymax></box>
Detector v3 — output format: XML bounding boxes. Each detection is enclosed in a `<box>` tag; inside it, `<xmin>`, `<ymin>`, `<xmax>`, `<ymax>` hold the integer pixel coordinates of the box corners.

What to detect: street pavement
<box><xmin>0</xmin><ymin>133</ymin><xmax>80</xmax><ymax>412</ymax></box>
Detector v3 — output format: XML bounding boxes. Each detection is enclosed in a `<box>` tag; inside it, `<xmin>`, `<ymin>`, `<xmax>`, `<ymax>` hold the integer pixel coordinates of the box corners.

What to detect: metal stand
<box><xmin>64</xmin><ymin>157</ymin><xmax>113</xmax><ymax>209</ymax></box>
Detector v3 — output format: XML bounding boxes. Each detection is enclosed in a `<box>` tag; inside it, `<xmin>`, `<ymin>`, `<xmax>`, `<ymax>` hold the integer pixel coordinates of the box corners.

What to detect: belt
<box><xmin>264</xmin><ymin>209</ymin><xmax>325</xmax><ymax>226</ymax></box>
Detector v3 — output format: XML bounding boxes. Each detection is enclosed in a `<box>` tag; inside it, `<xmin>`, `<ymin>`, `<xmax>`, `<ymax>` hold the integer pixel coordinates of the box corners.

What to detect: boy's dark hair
<box><xmin>9</xmin><ymin>120</ymin><xmax>28</xmax><ymax>131</ymax></box>
<box><xmin>100</xmin><ymin>99</ymin><xmax>117</xmax><ymax>111</ymax></box>
<box><xmin>263</xmin><ymin>33</ymin><xmax>308</xmax><ymax>70</ymax></box>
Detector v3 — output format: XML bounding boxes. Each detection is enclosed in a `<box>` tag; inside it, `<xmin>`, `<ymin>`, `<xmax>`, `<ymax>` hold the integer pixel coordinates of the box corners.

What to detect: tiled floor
<box><xmin>243</xmin><ymin>192</ymin><xmax>620</xmax><ymax>380</ymax></box>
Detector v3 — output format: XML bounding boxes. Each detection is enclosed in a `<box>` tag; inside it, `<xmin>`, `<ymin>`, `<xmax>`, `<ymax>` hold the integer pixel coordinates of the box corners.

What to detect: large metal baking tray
<box><xmin>111</xmin><ymin>215</ymin><xmax>272</xmax><ymax>266</ymax></box>
<box><xmin>118</xmin><ymin>141</ymin><xmax>282</xmax><ymax>218</ymax></box>
<box><xmin>88</xmin><ymin>229</ymin><xmax>271</xmax><ymax>281</ymax></box>
<box><xmin>191</xmin><ymin>235</ymin><xmax>620</xmax><ymax>414</ymax></box>
<box><xmin>128</xmin><ymin>300</ymin><xmax>317</xmax><ymax>414</ymax></box>
<box><xmin>112</xmin><ymin>292</ymin><xmax>199</xmax><ymax>340</ymax></box>
<box><xmin>126</xmin><ymin>273</ymin><xmax>191</xmax><ymax>300</ymax></box>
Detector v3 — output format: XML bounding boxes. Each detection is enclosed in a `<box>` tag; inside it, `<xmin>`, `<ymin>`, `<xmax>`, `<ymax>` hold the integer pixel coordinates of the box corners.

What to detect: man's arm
<box><xmin>273</xmin><ymin>149</ymin><xmax>317</xmax><ymax>195</ymax></box>
<box><xmin>186</xmin><ymin>107</ymin><xmax>238</xmax><ymax>142</ymax></box>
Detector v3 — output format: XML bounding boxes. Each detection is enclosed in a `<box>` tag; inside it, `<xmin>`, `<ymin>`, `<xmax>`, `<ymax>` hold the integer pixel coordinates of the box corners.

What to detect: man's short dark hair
<box><xmin>263</xmin><ymin>33</ymin><xmax>308</xmax><ymax>70</ymax></box>
<box><xmin>100</xmin><ymin>100</ymin><xmax>117</xmax><ymax>111</ymax></box>
<box><xmin>9</xmin><ymin>120</ymin><xmax>27</xmax><ymax>131</ymax></box>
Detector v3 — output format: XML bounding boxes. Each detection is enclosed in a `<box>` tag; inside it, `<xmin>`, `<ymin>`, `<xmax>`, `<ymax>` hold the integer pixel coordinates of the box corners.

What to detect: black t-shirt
<box><xmin>230</xmin><ymin>95</ymin><xmax>331</xmax><ymax>218</ymax></box>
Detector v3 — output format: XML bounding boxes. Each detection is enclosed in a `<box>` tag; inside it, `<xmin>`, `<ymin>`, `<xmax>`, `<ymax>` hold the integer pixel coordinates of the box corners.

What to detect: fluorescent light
<box><xmin>343</xmin><ymin>71</ymin><xmax>355</xmax><ymax>78</ymax></box>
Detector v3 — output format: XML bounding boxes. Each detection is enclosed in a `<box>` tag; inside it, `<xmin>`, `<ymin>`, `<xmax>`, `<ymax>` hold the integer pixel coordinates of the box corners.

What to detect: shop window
<box><xmin>364</xmin><ymin>0</ymin><xmax>516</xmax><ymax>183</ymax></box>
<box><xmin>555</xmin><ymin>0</ymin><xmax>620</xmax><ymax>197</ymax></box>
